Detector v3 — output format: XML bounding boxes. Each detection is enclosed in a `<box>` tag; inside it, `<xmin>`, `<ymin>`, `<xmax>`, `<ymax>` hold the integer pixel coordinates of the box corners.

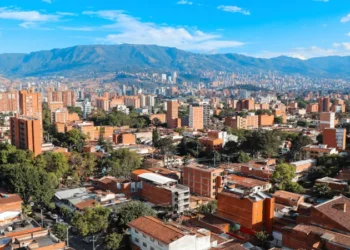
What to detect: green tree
<box><xmin>271</xmin><ymin>163</ymin><xmax>304</xmax><ymax>193</ymax></box>
<box><xmin>312</xmin><ymin>183</ymin><xmax>332</xmax><ymax>198</ymax></box>
<box><xmin>274</xmin><ymin>116</ymin><xmax>283</xmax><ymax>124</ymax></box>
<box><xmin>255</xmin><ymin>231</ymin><xmax>269</xmax><ymax>248</ymax></box>
<box><xmin>108</xmin><ymin>149</ymin><xmax>142</xmax><ymax>178</ymax></box>
<box><xmin>41</xmin><ymin>152</ymin><xmax>69</xmax><ymax>179</ymax></box>
<box><xmin>237</xmin><ymin>151</ymin><xmax>251</xmax><ymax>163</ymax></box>
<box><xmin>113</xmin><ymin>201</ymin><xmax>156</xmax><ymax>229</ymax></box>
<box><xmin>67</xmin><ymin>106</ymin><xmax>83</xmax><ymax>118</ymax></box>
<box><xmin>290</xmin><ymin>134</ymin><xmax>313</xmax><ymax>160</ymax></box>
<box><xmin>65</xmin><ymin>129</ymin><xmax>87</xmax><ymax>152</ymax></box>
<box><xmin>105</xmin><ymin>233</ymin><xmax>123</xmax><ymax>250</ymax></box>
<box><xmin>197</xmin><ymin>201</ymin><xmax>217</xmax><ymax>214</ymax></box>
<box><xmin>52</xmin><ymin>223</ymin><xmax>69</xmax><ymax>241</ymax></box>
<box><xmin>152</xmin><ymin>129</ymin><xmax>160</xmax><ymax>147</ymax></box>
<box><xmin>71</xmin><ymin>206</ymin><xmax>110</xmax><ymax>237</ymax></box>
<box><xmin>157</xmin><ymin>138</ymin><xmax>176</xmax><ymax>155</ymax></box>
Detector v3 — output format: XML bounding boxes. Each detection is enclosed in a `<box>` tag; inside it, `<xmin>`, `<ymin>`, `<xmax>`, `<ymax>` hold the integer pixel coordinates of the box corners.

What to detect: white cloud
<box><xmin>42</xmin><ymin>0</ymin><xmax>52</xmax><ymax>3</ymax></box>
<box><xmin>56</xmin><ymin>12</ymin><xmax>77</xmax><ymax>16</ymax></box>
<box><xmin>0</xmin><ymin>7</ymin><xmax>60</xmax><ymax>28</ymax></box>
<box><xmin>254</xmin><ymin>43</ymin><xmax>350</xmax><ymax>59</ymax></box>
<box><xmin>59</xmin><ymin>26</ymin><xmax>93</xmax><ymax>31</ymax></box>
<box><xmin>176</xmin><ymin>0</ymin><xmax>193</xmax><ymax>5</ymax></box>
<box><xmin>313</xmin><ymin>0</ymin><xmax>329</xmax><ymax>2</ymax></box>
<box><xmin>341</xmin><ymin>14</ymin><xmax>350</xmax><ymax>23</ymax></box>
<box><xmin>83</xmin><ymin>10</ymin><xmax>245</xmax><ymax>51</ymax></box>
<box><xmin>217</xmin><ymin>5</ymin><xmax>250</xmax><ymax>15</ymax></box>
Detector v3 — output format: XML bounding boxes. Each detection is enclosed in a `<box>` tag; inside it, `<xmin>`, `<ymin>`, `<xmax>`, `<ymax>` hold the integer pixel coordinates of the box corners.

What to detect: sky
<box><xmin>0</xmin><ymin>0</ymin><xmax>350</xmax><ymax>59</ymax></box>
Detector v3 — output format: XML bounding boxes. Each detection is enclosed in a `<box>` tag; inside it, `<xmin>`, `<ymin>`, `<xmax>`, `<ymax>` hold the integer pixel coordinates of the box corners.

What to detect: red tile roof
<box><xmin>128</xmin><ymin>216</ymin><xmax>186</xmax><ymax>245</ymax></box>
<box><xmin>0</xmin><ymin>194</ymin><xmax>22</xmax><ymax>205</ymax></box>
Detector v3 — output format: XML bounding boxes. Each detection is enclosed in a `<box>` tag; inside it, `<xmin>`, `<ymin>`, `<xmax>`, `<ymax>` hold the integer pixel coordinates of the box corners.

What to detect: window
<box><xmin>143</xmin><ymin>242</ymin><xmax>147</xmax><ymax>247</ymax></box>
<box><xmin>135</xmin><ymin>238</ymin><xmax>139</xmax><ymax>243</ymax></box>
<box><xmin>134</xmin><ymin>229</ymin><xmax>139</xmax><ymax>234</ymax></box>
<box><xmin>142</xmin><ymin>233</ymin><xmax>147</xmax><ymax>238</ymax></box>
<box><xmin>158</xmin><ymin>242</ymin><xmax>163</xmax><ymax>247</ymax></box>
<box><xmin>150</xmin><ymin>247</ymin><xmax>155</xmax><ymax>250</ymax></box>
<box><xmin>150</xmin><ymin>237</ymin><xmax>155</xmax><ymax>242</ymax></box>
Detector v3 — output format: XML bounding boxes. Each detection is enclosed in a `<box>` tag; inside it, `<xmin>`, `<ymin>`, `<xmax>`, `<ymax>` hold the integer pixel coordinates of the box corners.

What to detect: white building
<box><xmin>116</xmin><ymin>104</ymin><xmax>130</xmax><ymax>114</ymax></box>
<box><xmin>129</xmin><ymin>216</ymin><xmax>214</xmax><ymax>250</ymax></box>
<box><xmin>161</xmin><ymin>74</ymin><xmax>167</xmax><ymax>83</ymax></box>
<box><xmin>82</xmin><ymin>99</ymin><xmax>92</xmax><ymax>119</ymax></box>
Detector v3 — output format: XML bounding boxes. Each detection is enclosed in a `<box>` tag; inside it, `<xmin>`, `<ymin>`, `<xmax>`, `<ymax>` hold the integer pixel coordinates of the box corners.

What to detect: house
<box><xmin>225</xmin><ymin>175</ymin><xmax>272</xmax><ymax>193</ymax></box>
<box><xmin>302</xmin><ymin>144</ymin><xmax>338</xmax><ymax>159</ymax></box>
<box><xmin>128</xmin><ymin>216</ymin><xmax>214</xmax><ymax>250</ymax></box>
<box><xmin>315</xmin><ymin>177</ymin><xmax>348</xmax><ymax>192</ymax></box>
<box><xmin>273</xmin><ymin>190</ymin><xmax>304</xmax><ymax>209</ymax></box>
<box><xmin>0</xmin><ymin>193</ymin><xmax>23</xmax><ymax>226</ymax></box>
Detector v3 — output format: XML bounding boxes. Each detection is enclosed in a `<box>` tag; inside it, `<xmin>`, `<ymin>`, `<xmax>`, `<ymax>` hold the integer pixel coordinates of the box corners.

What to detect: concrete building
<box><xmin>10</xmin><ymin>115</ymin><xmax>42</xmax><ymax>156</ymax></box>
<box><xmin>129</xmin><ymin>216</ymin><xmax>213</xmax><ymax>250</ymax></box>
<box><xmin>318</xmin><ymin>97</ymin><xmax>331</xmax><ymax>112</ymax></box>
<box><xmin>258</xmin><ymin>114</ymin><xmax>274</xmax><ymax>127</ymax></box>
<box><xmin>216</xmin><ymin>189</ymin><xmax>275</xmax><ymax>233</ymax></box>
<box><xmin>323</xmin><ymin>128</ymin><xmax>346</xmax><ymax>150</ymax></box>
<box><xmin>236</xmin><ymin>99</ymin><xmax>255</xmax><ymax>111</ymax></box>
<box><xmin>96</xmin><ymin>97</ymin><xmax>109</xmax><ymax>111</ymax></box>
<box><xmin>75</xmin><ymin>121</ymin><xmax>95</xmax><ymax>140</ymax></box>
<box><xmin>189</xmin><ymin>106</ymin><xmax>204</xmax><ymax>130</ymax></box>
<box><xmin>124</xmin><ymin>96</ymin><xmax>141</xmax><ymax>109</ymax></box>
<box><xmin>202</xmin><ymin>104</ymin><xmax>210</xmax><ymax>128</ymax></box>
<box><xmin>183</xmin><ymin>164</ymin><xmax>225</xmax><ymax>199</ymax></box>
<box><xmin>167</xmin><ymin>100</ymin><xmax>180</xmax><ymax>129</ymax></box>
<box><xmin>113</xmin><ymin>133</ymin><xmax>136</xmax><ymax>145</ymax></box>
<box><xmin>306</xmin><ymin>103</ymin><xmax>318</xmax><ymax>113</ymax></box>
<box><xmin>51</xmin><ymin>108</ymin><xmax>69</xmax><ymax>123</ymax></box>
<box><xmin>319</xmin><ymin>112</ymin><xmax>335</xmax><ymax>130</ymax></box>
<box><xmin>82</xmin><ymin>99</ymin><xmax>92</xmax><ymax>119</ymax></box>
<box><xmin>225</xmin><ymin>114</ymin><xmax>258</xmax><ymax>130</ymax></box>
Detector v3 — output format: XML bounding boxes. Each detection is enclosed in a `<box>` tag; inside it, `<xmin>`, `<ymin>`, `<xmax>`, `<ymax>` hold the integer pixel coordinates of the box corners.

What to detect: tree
<box><xmin>290</xmin><ymin>134</ymin><xmax>313</xmax><ymax>160</ymax></box>
<box><xmin>108</xmin><ymin>149</ymin><xmax>142</xmax><ymax>178</ymax></box>
<box><xmin>105</xmin><ymin>233</ymin><xmax>123</xmax><ymax>250</ymax></box>
<box><xmin>65</xmin><ymin>129</ymin><xmax>87</xmax><ymax>152</ymax></box>
<box><xmin>52</xmin><ymin>223</ymin><xmax>69</xmax><ymax>241</ymax></box>
<box><xmin>197</xmin><ymin>201</ymin><xmax>217</xmax><ymax>214</ymax></box>
<box><xmin>71</xmin><ymin>206</ymin><xmax>110</xmax><ymax>237</ymax></box>
<box><xmin>40</xmin><ymin>152</ymin><xmax>69</xmax><ymax>179</ymax></box>
<box><xmin>255</xmin><ymin>231</ymin><xmax>269</xmax><ymax>248</ymax></box>
<box><xmin>157</xmin><ymin>138</ymin><xmax>176</xmax><ymax>155</ymax></box>
<box><xmin>271</xmin><ymin>163</ymin><xmax>304</xmax><ymax>193</ymax></box>
<box><xmin>237</xmin><ymin>151</ymin><xmax>251</xmax><ymax>163</ymax></box>
<box><xmin>316</xmin><ymin>133</ymin><xmax>323</xmax><ymax>144</ymax></box>
<box><xmin>274</xmin><ymin>116</ymin><xmax>283</xmax><ymax>124</ymax></box>
<box><xmin>113</xmin><ymin>201</ymin><xmax>156</xmax><ymax>229</ymax></box>
<box><xmin>152</xmin><ymin>129</ymin><xmax>160</xmax><ymax>147</ymax></box>
<box><xmin>312</xmin><ymin>183</ymin><xmax>332</xmax><ymax>198</ymax></box>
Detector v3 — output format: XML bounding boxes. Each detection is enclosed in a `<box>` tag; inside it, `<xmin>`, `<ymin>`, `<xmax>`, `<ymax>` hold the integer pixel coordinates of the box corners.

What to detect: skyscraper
<box><xmin>82</xmin><ymin>99</ymin><xmax>92</xmax><ymax>119</ymax></box>
<box><xmin>320</xmin><ymin>112</ymin><xmax>335</xmax><ymax>130</ymax></box>
<box><xmin>318</xmin><ymin>97</ymin><xmax>331</xmax><ymax>113</ymax></box>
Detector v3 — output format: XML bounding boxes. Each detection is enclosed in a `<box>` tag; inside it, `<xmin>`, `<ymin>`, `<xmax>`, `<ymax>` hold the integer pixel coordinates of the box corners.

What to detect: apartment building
<box><xmin>183</xmin><ymin>164</ymin><xmax>225</xmax><ymax>199</ymax></box>
<box><xmin>10</xmin><ymin>115</ymin><xmax>42</xmax><ymax>156</ymax></box>
<box><xmin>124</xmin><ymin>96</ymin><xmax>141</xmax><ymax>109</ymax></box>
<box><xmin>319</xmin><ymin>112</ymin><xmax>335</xmax><ymax>130</ymax></box>
<box><xmin>96</xmin><ymin>97</ymin><xmax>109</xmax><ymax>111</ymax></box>
<box><xmin>75</xmin><ymin>121</ymin><xmax>95</xmax><ymax>140</ymax></box>
<box><xmin>167</xmin><ymin>100</ymin><xmax>180</xmax><ymax>129</ymax></box>
<box><xmin>19</xmin><ymin>89</ymin><xmax>42</xmax><ymax>119</ymax></box>
<box><xmin>216</xmin><ymin>189</ymin><xmax>275</xmax><ymax>233</ymax></box>
<box><xmin>129</xmin><ymin>216</ymin><xmax>212</xmax><ymax>250</ymax></box>
<box><xmin>51</xmin><ymin>108</ymin><xmax>69</xmax><ymax>123</ymax></box>
<box><xmin>318</xmin><ymin>97</ymin><xmax>331</xmax><ymax>112</ymax></box>
<box><xmin>113</xmin><ymin>133</ymin><xmax>136</xmax><ymax>145</ymax></box>
<box><xmin>133</xmin><ymin>171</ymin><xmax>190</xmax><ymax>213</ymax></box>
<box><xmin>225</xmin><ymin>114</ymin><xmax>259</xmax><ymax>130</ymax></box>
<box><xmin>323</xmin><ymin>128</ymin><xmax>346</xmax><ymax>150</ymax></box>
<box><xmin>302</xmin><ymin>144</ymin><xmax>338</xmax><ymax>159</ymax></box>
<box><xmin>236</xmin><ymin>99</ymin><xmax>255</xmax><ymax>111</ymax></box>
<box><xmin>306</xmin><ymin>103</ymin><xmax>319</xmax><ymax>113</ymax></box>
<box><xmin>0</xmin><ymin>90</ymin><xmax>18</xmax><ymax>113</ymax></box>
<box><xmin>258</xmin><ymin>114</ymin><xmax>274</xmax><ymax>127</ymax></box>
<box><xmin>189</xmin><ymin>106</ymin><xmax>204</xmax><ymax>130</ymax></box>
<box><xmin>150</xmin><ymin>114</ymin><xmax>166</xmax><ymax>124</ymax></box>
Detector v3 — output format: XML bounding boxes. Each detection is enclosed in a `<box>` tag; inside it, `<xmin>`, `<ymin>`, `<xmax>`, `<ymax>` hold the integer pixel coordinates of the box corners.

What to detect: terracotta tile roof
<box><xmin>291</xmin><ymin>224</ymin><xmax>350</xmax><ymax>247</ymax></box>
<box><xmin>227</xmin><ymin>175</ymin><xmax>269</xmax><ymax>188</ymax></box>
<box><xmin>273</xmin><ymin>190</ymin><xmax>303</xmax><ymax>202</ymax></box>
<box><xmin>128</xmin><ymin>216</ymin><xmax>186</xmax><ymax>244</ymax></box>
<box><xmin>74</xmin><ymin>199</ymin><xmax>96</xmax><ymax>210</ymax></box>
<box><xmin>210</xmin><ymin>242</ymin><xmax>246</xmax><ymax>250</ymax></box>
<box><xmin>132</xmin><ymin>169</ymin><xmax>152</xmax><ymax>176</ymax></box>
<box><xmin>0</xmin><ymin>194</ymin><xmax>22</xmax><ymax>205</ymax></box>
<box><xmin>314</xmin><ymin>196</ymin><xmax>350</xmax><ymax>232</ymax></box>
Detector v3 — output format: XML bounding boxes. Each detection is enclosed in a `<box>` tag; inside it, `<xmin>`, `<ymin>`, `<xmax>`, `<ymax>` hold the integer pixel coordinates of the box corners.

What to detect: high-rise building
<box><xmin>62</xmin><ymin>90</ymin><xmax>76</xmax><ymax>107</ymax></box>
<box><xmin>124</xmin><ymin>96</ymin><xmax>141</xmax><ymax>109</ymax></box>
<box><xmin>122</xmin><ymin>84</ymin><xmax>127</xmax><ymax>96</ymax></box>
<box><xmin>225</xmin><ymin>114</ymin><xmax>259</xmax><ymax>130</ymax></box>
<box><xmin>19</xmin><ymin>89</ymin><xmax>42</xmax><ymax>119</ymax></box>
<box><xmin>82</xmin><ymin>99</ymin><xmax>92</xmax><ymax>119</ymax></box>
<box><xmin>51</xmin><ymin>108</ymin><xmax>69</xmax><ymax>123</ymax></box>
<box><xmin>172</xmin><ymin>71</ymin><xmax>177</xmax><ymax>84</ymax></box>
<box><xmin>189</xmin><ymin>105</ymin><xmax>203</xmax><ymax>130</ymax></box>
<box><xmin>96</xmin><ymin>97</ymin><xmax>109</xmax><ymax>111</ymax></box>
<box><xmin>320</xmin><ymin>112</ymin><xmax>335</xmax><ymax>130</ymax></box>
<box><xmin>161</xmin><ymin>74</ymin><xmax>167</xmax><ymax>83</ymax></box>
<box><xmin>166</xmin><ymin>100</ymin><xmax>180</xmax><ymax>128</ymax></box>
<box><xmin>0</xmin><ymin>90</ymin><xmax>19</xmax><ymax>113</ymax></box>
<box><xmin>236</xmin><ymin>99</ymin><xmax>255</xmax><ymax>111</ymax></box>
<box><xmin>323</xmin><ymin>128</ymin><xmax>346</xmax><ymax>150</ymax></box>
<box><xmin>203</xmin><ymin>104</ymin><xmax>210</xmax><ymax>128</ymax></box>
<box><xmin>10</xmin><ymin>115</ymin><xmax>42</xmax><ymax>156</ymax></box>
<box><xmin>318</xmin><ymin>97</ymin><xmax>331</xmax><ymax>113</ymax></box>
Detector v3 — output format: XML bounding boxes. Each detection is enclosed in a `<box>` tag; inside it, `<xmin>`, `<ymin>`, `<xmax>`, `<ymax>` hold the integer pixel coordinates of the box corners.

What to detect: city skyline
<box><xmin>0</xmin><ymin>0</ymin><xmax>349</xmax><ymax>59</ymax></box>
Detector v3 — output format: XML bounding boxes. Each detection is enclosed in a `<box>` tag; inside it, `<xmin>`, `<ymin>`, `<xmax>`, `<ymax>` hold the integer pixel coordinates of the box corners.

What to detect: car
<box><xmin>83</xmin><ymin>236</ymin><xmax>93</xmax><ymax>244</ymax></box>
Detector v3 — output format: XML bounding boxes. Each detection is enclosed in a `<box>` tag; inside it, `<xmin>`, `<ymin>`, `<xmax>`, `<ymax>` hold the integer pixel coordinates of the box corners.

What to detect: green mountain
<box><xmin>0</xmin><ymin>44</ymin><xmax>349</xmax><ymax>78</ymax></box>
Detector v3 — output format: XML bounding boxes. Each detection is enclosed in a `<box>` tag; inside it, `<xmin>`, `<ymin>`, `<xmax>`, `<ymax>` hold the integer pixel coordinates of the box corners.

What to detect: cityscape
<box><xmin>1</xmin><ymin>1</ymin><xmax>350</xmax><ymax>250</ymax></box>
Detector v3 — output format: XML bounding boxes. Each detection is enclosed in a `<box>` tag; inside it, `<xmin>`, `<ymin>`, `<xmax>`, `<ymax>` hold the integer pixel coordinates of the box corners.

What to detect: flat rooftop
<box><xmin>139</xmin><ymin>173</ymin><xmax>177</xmax><ymax>185</ymax></box>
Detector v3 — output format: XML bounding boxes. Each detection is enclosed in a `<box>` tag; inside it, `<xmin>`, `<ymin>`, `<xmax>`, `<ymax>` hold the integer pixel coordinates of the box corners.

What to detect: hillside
<box><xmin>0</xmin><ymin>44</ymin><xmax>349</xmax><ymax>78</ymax></box>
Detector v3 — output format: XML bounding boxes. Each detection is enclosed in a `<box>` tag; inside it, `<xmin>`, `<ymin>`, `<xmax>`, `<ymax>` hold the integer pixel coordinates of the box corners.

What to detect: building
<box><xmin>273</xmin><ymin>190</ymin><xmax>304</xmax><ymax>208</ymax></box>
<box><xmin>318</xmin><ymin>97</ymin><xmax>331</xmax><ymax>112</ymax></box>
<box><xmin>48</xmin><ymin>101</ymin><xmax>64</xmax><ymax>111</ymax></box>
<box><xmin>315</xmin><ymin>177</ymin><xmax>348</xmax><ymax>192</ymax></box>
<box><xmin>109</xmin><ymin>97</ymin><xmax>124</xmax><ymax>109</ymax></box>
<box><xmin>10</xmin><ymin>115</ymin><xmax>42</xmax><ymax>156</ymax></box>
<box><xmin>306</xmin><ymin>103</ymin><xmax>319</xmax><ymax>113</ymax></box>
<box><xmin>236</xmin><ymin>99</ymin><xmax>255</xmax><ymax>111</ymax></box>
<box><xmin>199</xmin><ymin>137</ymin><xmax>223</xmax><ymax>152</ymax></box>
<box><xmin>183</xmin><ymin>164</ymin><xmax>225</xmax><ymax>199</ymax></box>
<box><xmin>75</xmin><ymin>121</ymin><xmax>95</xmax><ymax>140</ymax></box>
<box><xmin>124</xmin><ymin>96</ymin><xmax>141</xmax><ymax>109</ymax></box>
<box><xmin>216</xmin><ymin>189</ymin><xmax>274</xmax><ymax>233</ymax></box>
<box><xmin>82</xmin><ymin>99</ymin><xmax>92</xmax><ymax>119</ymax></box>
<box><xmin>113</xmin><ymin>133</ymin><xmax>136</xmax><ymax>145</ymax></box>
<box><xmin>19</xmin><ymin>89</ymin><xmax>42</xmax><ymax>119</ymax></box>
<box><xmin>189</xmin><ymin>106</ymin><xmax>204</xmax><ymax>130</ymax></box>
<box><xmin>51</xmin><ymin>108</ymin><xmax>69</xmax><ymax>123</ymax></box>
<box><xmin>226</xmin><ymin>175</ymin><xmax>272</xmax><ymax>193</ymax></box>
<box><xmin>129</xmin><ymin>216</ymin><xmax>213</xmax><ymax>250</ymax></box>
<box><xmin>319</xmin><ymin>112</ymin><xmax>335</xmax><ymax>130</ymax></box>
<box><xmin>167</xmin><ymin>100</ymin><xmax>180</xmax><ymax>129</ymax></box>
<box><xmin>258</xmin><ymin>114</ymin><xmax>274</xmax><ymax>127</ymax></box>
<box><xmin>203</xmin><ymin>104</ymin><xmax>210</xmax><ymax>128</ymax></box>
<box><xmin>225</xmin><ymin>114</ymin><xmax>258</xmax><ymax>130</ymax></box>
<box><xmin>302</xmin><ymin>144</ymin><xmax>338</xmax><ymax>159</ymax></box>
<box><xmin>150</xmin><ymin>114</ymin><xmax>166</xmax><ymax>124</ymax></box>
<box><xmin>0</xmin><ymin>90</ymin><xmax>19</xmax><ymax>113</ymax></box>
<box><xmin>0</xmin><ymin>193</ymin><xmax>22</xmax><ymax>226</ymax></box>
<box><xmin>133</xmin><ymin>172</ymin><xmax>190</xmax><ymax>213</ymax></box>
<box><xmin>62</xmin><ymin>90</ymin><xmax>76</xmax><ymax>107</ymax></box>
<box><xmin>323</xmin><ymin>128</ymin><xmax>346</xmax><ymax>150</ymax></box>
<box><xmin>96</xmin><ymin>97</ymin><xmax>109</xmax><ymax>111</ymax></box>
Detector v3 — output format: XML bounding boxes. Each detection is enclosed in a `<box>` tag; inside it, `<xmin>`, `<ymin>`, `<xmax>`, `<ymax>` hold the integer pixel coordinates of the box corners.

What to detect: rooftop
<box><xmin>55</xmin><ymin>187</ymin><xmax>89</xmax><ymax>200</ymax></box>
<box><xmin>139</xmin><ymin>173</ymin><xmax>177</xmax><ymax>185</ymax></box>
<box><xmin>273</xmin><ymin>190</ymin><xmax>304</xmax><ymax>202</ymax></box>
<box><xmin>316</xmin><ymin>177</ymin><xmax>348</xmax><ymax>185</ymax></box>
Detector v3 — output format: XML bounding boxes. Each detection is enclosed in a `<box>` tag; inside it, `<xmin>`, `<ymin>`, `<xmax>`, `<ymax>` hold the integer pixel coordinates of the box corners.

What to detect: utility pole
<box><xmin>66</xmin><ymin>227</ymin><xmax>69</xmax><ymax>247</ymax></box>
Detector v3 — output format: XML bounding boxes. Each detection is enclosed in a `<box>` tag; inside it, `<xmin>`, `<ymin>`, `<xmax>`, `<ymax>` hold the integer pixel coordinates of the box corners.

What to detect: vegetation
<box><xmin>105</xmin><ymin>233</ymin><xmax>123</xmax><ymax>250</ymax></box>
<box><xmin>197</xmin><ymin>201</ymin><xmax>217</xmax><ymax>214</ymax></box>
<box><xmin>52</xmin><ymin>223</ymin><xmax>69</xmax><ymax>241</ymax></box>
<box><xmin>271</xmin><ymin>163</ymin><xmax>304</xmax><ymax>193</ymax></box>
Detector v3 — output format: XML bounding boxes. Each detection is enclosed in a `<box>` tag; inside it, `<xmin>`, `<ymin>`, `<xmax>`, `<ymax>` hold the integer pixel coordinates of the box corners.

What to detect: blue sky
<box><xmin>0</xmin><ymin>0</ymin><xmax>350</xmax><ymax>59</ymax></box>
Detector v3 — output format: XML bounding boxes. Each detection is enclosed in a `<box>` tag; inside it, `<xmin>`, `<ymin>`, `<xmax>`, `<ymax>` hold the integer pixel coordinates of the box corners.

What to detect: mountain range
<box><xmin>0</xmin><ymin>44</ymin><xmax>350</xmax><ymax>78</ymax></box>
